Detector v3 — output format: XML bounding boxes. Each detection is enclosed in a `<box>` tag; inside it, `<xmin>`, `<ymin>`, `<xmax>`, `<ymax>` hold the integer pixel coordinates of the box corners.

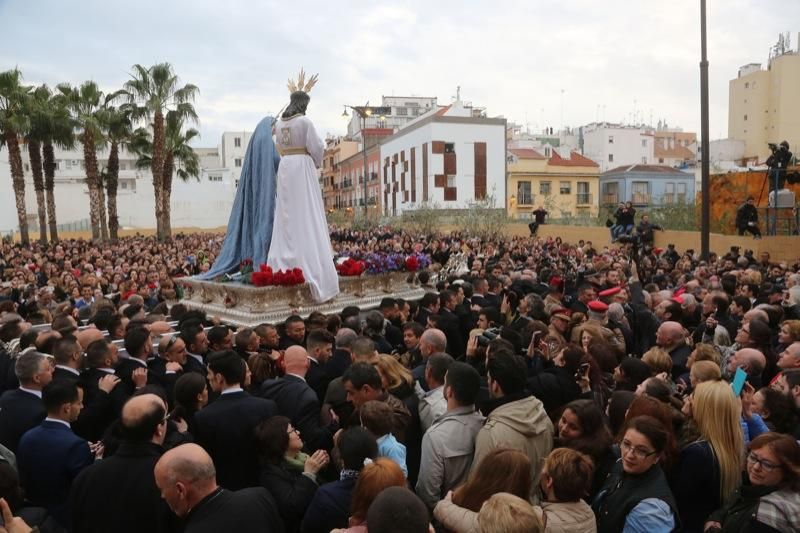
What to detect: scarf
<box><xmin>284</xmin><ymin>451</ymin><xmax>309</xmax><ymax>471</ymax></box>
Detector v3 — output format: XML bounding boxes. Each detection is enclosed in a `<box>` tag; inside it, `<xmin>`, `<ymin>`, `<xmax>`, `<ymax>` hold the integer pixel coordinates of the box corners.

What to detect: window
<box><xmin>517</xmin><ymin>181</ymin><xmax>532</xmax><ymax>205</ymax></box>
<box><xmin>744</xmin><ymin>114</ymin><xmax>748</xmax><ymax>121</ymax></box>
<box><xmin>631</xmin><ymin>182</ymin><xmax>650</xmax><ymax>205</ymax></box>
<box><xmin>641</xmin><ymin>139</ymin><xmax>648</xmax><ymax>147</ymax></box>
<box><xmin>559</xmin><ymin>181</ymin><xmax>571</xmax><ymax>195</ymax></box>
<box><xmin>664</xmin><ymin>182</ymin><xmax>675</xmax><ymax>204</ymax></box>
<box><xmin>658</xmin><ymin>158</ymin><xmax>664</xmax><ymax>164</ymax></box>
<box><xmin>234</xmin><ymin>137</ymin><xmax>241</xmax><ymax>148</ymax></box>
<box><xmin>608</xmin><ymin>154</ymin><xmax>614</xmax><ymax>163</ymax></box>
<box><xmin>121</xmin><ymin>182</ymin><xmax>127</xmax><ymax>190</ymax></box>
<box><xmin>608</xmin><ymin>135</ymin><xmax>614</xmax><ymax>144</ymax></box>
<box><xmin>446</xmin><ymin>175</ymin><xmax>456</xmax><ymax>187</ymax></box>
<box><xmin>444</xmin><ymin>143</ymin><xmax>455</xmax><ymax>153</ymax></box>
<box><xmin>396</xmin><ymin>107</ymin><xmax>408</xmax><ymax>116</ymax></box>
<box><xmin>540</xmin><ymin>181</ymin><xmax>552</xmax><ymax>196</ymax></box>
<box><xmin>677</xmin><ymin>182</ymin><xmax>687</xmax><ymax>203</ymax></box>
<box><xmin>208</xmin><ymin>175</ymin><xmax>222</xmax><ymax>182</ymax></box>
<box><xmin>544</xmin><ymin>146</ymin><xmax>552</xmax><ymax>157</ymax></box>
<box><xmin>745</xmin><ymin>82</ymin><xmax>749</xmax><ymax>88</ymax></box>
<box><xmin>602</xmin><ymin>182</ymin><xmax>619</xmax><ymax>205</ymax></box>
<box><xmin>577</xmin><ymin>182</ymin><xmax>591</xmax><ymax>204</ymax></box>
<box><xmin>642</xmin><ymin>157</ymin><xmax>647</xmax><ymax>164</ymax></box>
<box><xmin>234</xmin><ymin>158</ymin><xmax>242</xmax><ymax>167</ymax></box>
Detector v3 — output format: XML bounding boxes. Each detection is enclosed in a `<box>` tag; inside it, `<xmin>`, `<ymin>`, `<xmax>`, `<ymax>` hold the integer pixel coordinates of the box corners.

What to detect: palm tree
<box><xmin>129</xmin><ymin>111</ymin><xmax>200</xmax><ymax>236</ymax></box>
<box><xmin>123</xmin><ymin>63</ymin><xmax>198</xmax><ymax>240</ymax></box>
<box><xmin>41</xmin><ymin>89</ymin><xmax>76</xmax><ymax>242</ymax></box>
<box><xmin>161</xmin><ymin>111</ymin><xmax>200</xmax><ymax>237</ymax></box>
<box><xmin>0</xmin><ymin>69</ymin><xmax>31</xmax><ymax>245</ymax></box>
<box><xmin>25</xmin><ymin>85</ymin><xmax>54</xmax><ymax>243</ymax></box>
<box><xmin>98</xmin><ymin>100</ymin><xmax>132</xmax><ymax>241</ymax></box>
<box><xmin>57</xmin><ymin>81</ymin><xmax>108</xmax><ymax>241</ymax></box>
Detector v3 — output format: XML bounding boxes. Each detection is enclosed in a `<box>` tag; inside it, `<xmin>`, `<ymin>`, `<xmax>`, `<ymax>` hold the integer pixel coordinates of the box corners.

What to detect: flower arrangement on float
<box><xmin>335</xmin><ymin>252</ymin><xmax>431</xmax><ymax>276</ymax></box>
<box><xmin>215</xmin><ymin>259</ymin><xmax>305</xmax><ymax>287</ymax></box>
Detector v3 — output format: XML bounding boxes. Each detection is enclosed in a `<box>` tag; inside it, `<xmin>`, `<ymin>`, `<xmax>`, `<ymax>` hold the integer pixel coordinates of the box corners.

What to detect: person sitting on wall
<box><xmin>735</xmin><ymin>196</ymin><xmax>761</xmax><ymax>239</ymax></box>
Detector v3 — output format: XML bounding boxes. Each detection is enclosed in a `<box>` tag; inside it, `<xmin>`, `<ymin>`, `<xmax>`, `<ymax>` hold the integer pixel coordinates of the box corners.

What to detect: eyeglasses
<box><xmin>287</xmin><ymin>427</ymin><xmax>300</xmax><ymax>437</ymax></box>
<box><xmin>620</xmin><ymin>440</ymin><xmax>657</xmax><ymax>460</ymax></box>
<box><xmin>747</xmin><ymin>451</ymin><xmax>779</xmax><ymax>472</ymax></box>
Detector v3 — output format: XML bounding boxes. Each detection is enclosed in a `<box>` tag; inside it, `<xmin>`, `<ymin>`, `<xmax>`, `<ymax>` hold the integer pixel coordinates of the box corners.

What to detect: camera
<box><xmin>476</xmin><ymin>327</ymin><xmax>501</xmax><ymax>347</ymax></box>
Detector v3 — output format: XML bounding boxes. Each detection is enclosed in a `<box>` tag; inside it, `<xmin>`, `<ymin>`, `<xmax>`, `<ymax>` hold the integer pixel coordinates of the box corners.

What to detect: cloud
<box><xmin>0</xmin><ymin>0</ymin><xmax>797</xmax><ymax>145</ymax></box>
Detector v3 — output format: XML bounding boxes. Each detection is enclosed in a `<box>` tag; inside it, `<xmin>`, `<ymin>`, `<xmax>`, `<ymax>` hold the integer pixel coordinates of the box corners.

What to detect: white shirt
<box><xmin>286</xmin><ymin>373</ymin><xmax>306</xmax><ymax>382</ymax></box>
<box><xmin>188</xmin><ymin>353</ymin><xmax>204</xmax><ymax>366</ymax></box>
<box><xmin>98</xmin><ymin>368</ymin><xmax>115</xmax><ymax>374</ymax></box>
<box><xmin>44</xmin><ymin>417</ymin><xmax>71</xmax><ymax>429</ymax></box>
<box><xmin>220</xmin><ymin>387</ymin><xmax>244</xmax><ymax>395</ymax></box>
<box><xmin>19</xmin><ymin>387</ymin><xmax>42</xmax><ymax>399</ymax></box>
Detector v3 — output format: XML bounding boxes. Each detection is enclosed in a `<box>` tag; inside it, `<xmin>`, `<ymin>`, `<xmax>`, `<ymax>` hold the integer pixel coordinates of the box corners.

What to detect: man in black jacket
<box><xmin>735</xmin><ymin>196</ymin><xmax>761</xmax><ymax>238</ymax></box>
<box><xmin>194</xmin><ymin>350</ymin><xmax>277</xmax><ymax>490</ymax></box>
<box><xmin>154</xmin><ymin>443</ymin><xmax>284</xmax><ymax>533</ymax></box>
<box><xmin>305</xmin><ymin>329</ymin><xmax>335</xmax><ymax>403</ymax></box>
<box><xmin>260</xmin><ymin>346</ymin><xmax>337</xmax><ymax>452</ymax></box>
<box><xmin>0</xmin><ymin>351</ymin><xmax>51</xmax><ymax>452</ymax></box>
<box><xmin>436</xmin><ymin>290</ymin><xmax>466</xmax><ymax>359</ymax></box>
<box><xmin>77</xmin><ymin>339</ymin><xmax>129</xmax><ymax>442</ymax></box>
<box><xmin>70</xmin><ymin>393</ymin><xmax>175</xmax><ymax>533</ymax></box>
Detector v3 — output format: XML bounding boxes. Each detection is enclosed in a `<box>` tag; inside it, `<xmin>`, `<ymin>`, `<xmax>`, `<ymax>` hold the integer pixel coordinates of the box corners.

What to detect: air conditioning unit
<box><xmin>768</xmin><ymin>189</ymin><xmax>795</xmax><ymax>208</ymax></box>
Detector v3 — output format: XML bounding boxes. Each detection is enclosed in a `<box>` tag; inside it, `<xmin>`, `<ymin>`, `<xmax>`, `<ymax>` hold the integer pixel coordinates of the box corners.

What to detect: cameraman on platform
<box><xmin>766</xmin><ymin>140</ymin><xmax>793</xmax><ymax>188</ymax></box>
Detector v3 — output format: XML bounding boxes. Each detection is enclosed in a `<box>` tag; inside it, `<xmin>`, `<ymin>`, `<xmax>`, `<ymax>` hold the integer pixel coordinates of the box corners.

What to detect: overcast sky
<box><xmin>1</xmin><ymin>0</ymin><xmax>798</xmax><ymax>147</ymax></box>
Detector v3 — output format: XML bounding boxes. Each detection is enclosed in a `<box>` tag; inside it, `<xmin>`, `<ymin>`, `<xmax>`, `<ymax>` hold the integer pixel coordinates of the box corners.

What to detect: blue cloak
<box><xmin>198</xmin><ymin>116</ymin><xmax>280</xmax><ymax>279</ymax></box>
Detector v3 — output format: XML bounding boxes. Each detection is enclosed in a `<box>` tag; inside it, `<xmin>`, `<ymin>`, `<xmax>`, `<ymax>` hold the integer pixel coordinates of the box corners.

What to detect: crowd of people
<box><xmin>1</xmin><ymin>227</ymin><xmax>800</xmax><ymax>532</ymax></box>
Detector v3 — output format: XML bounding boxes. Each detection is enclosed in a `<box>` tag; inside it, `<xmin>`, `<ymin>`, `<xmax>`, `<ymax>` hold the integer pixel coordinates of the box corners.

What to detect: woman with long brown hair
<box><xmin>434</xmin><ymin>448</ymin><xmax>532</xmax><ymax>533</ymax></box>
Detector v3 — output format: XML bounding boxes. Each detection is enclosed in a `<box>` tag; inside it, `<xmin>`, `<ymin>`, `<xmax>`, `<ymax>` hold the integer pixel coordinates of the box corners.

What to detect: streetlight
<box><xmin>699</xmin><ymin>0</ymin><xmax>710</xmax><ymax>260</ymax></box>
<box><xmin>342</xmin><ymin>103</ymin><xmax>373</xmax><ymax>218</ymax></box>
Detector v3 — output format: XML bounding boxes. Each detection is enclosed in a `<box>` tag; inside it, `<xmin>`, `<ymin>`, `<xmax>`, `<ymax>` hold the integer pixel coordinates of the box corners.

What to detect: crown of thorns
<box><xmin>287</xmin><ymin>68</ymin><xmax>318</xmax><ymax>94</ymax></box>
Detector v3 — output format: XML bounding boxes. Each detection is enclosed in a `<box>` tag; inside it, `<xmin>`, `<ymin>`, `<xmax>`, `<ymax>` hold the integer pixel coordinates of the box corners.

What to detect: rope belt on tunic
<box><xmin>279</xmin><ymin>147</ymin><xmax>310</xmax><ymax>156</ymax></box>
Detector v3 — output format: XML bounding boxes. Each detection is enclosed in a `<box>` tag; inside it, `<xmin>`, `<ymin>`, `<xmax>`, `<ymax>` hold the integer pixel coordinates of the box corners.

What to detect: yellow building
<box><xmin>320</xmin><ymin>137</ymin><xmax>359</xmax><ymax>210</ymax></box>
<box><xmin>507</xmin><ymin>148</ymin><xmax>600</xmax><ymax>219</ymax></box>
<box><xmin>729</xmin><ymin>49</ymin><xmax>800</xmax><ymax>162</ymax></box>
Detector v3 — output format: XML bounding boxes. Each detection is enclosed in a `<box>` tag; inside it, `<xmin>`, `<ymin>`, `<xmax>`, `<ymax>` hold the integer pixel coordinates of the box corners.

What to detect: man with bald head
<box><xmin>656</xmin><ymin>321</ymin><xmax>692</xmax><ymax>381</ymax></box>
<box><xmin>70</xmin><ymin>393</ymin><xmax>174</xmax><ymax>533</ymax></box>
<box><xmin>154</xmin><ymin>443</ymin><xmax>283</xmax><ymax>533</ymax></box>
<box><xmin>728</xmin><ymin>348</ymin><xmax>767</xmax><ymax>389</ymax></box>
<box><xmin>259</xmin><ymin>345</ymin><xmax>337</xmax><ymax>452</ymax></box>
<box><xmin>413</xmin><ymin>328</ymin><xmax>447</xmax><ymax>391</ymax></box>
<box><xmin>75</xmin><ymin>327</ymin><xmax>104</xmax><ymax>351</ymax></box>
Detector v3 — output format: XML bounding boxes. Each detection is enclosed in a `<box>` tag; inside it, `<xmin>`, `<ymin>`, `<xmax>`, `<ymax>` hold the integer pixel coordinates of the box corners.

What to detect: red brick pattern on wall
<box><xmin>422</xmin><ymin>143</ymin><xmax>429</xmax><ymax>202</ymax></box>
<box><xmin>474</xmin><ymin>142</ymin><xmax>487</xmax><ymax>200</ymax></box>
<box><xmin>410</xmin><ymin>147</ymin><xmax>416</xmax><ymax>203</ymax></box>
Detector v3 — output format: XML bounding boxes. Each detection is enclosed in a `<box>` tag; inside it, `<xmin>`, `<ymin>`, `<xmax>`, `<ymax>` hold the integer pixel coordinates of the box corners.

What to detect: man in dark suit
<box><xmin>194</xmin><ymin>350</ymin><xmax>277</xmax><ymax>490</ymax></box>
<box><xmin>154</xmin><ymin>443</ymin><xmax>284</xmax><ymax>533</ymax></box>
<box><xmin>71</xmin><ymin>393</ymin><xmax>175</xmax><ymax>533</ymax></box>
<box><xmin>181</xmin><ymin>324</ymin><xmax>209</xmax><ymax>375</ymax></box>
<box><xmin>77</xmin><ymin>338</ymin><xmax>129</xmax><ymax>442</ymax></box>
<box><xmin>436</xmin><ymin>290</ymin><xmax>466</xmax><ymax>359</ymax></box>
<box><xmin>18</xmin><ymin>380</ymin><xmax>93</xmax><ymax>527</ymax></box>
<box><xmin>260</xmin><ymin>346</ymin><xmax>337</xmax><ymax>452</ymax></box>
<box><xmin>118</xmin><ymin>327</ymin><xmax>154</xmax><ymax>395</ymax></box>
<box><xmin>52</xmin><ymin>336</ymin><xmax>83</xmax><ymax>383</ymax></box>
<box><xmin>379</xmin><ymin>298</ymin><xmax>404</xmax><ymax>350</ymax></box>
<box><xmin>0</xmin><ymin>351</ymin><xmax>51</xmax><ymax>452</ymax></box>
<box><xmin>279</xmin><ymin>315</ymin><xmax>306</xmax><ymax>350</ymax></box>
<box><xmin>305</xmin><ymin>329</ymin><xmax>335</xmax><ymax>403</ymax></box>
<box><xmin>148</xmin><ymin>334</ymin><xmax>189</xmax><ymax>407</ymax></box>
<box><xmin>415</xmin><ymin>293</ymin><xmax>440</xmax><ymax>328</ymax></box>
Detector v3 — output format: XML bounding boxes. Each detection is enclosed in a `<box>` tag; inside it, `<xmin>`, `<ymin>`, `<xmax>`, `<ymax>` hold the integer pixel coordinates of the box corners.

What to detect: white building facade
<box><xmin>346</xmin><ymin>96</ymin><xmax>439</xmax><ymax>138</ymax></box>
<box><xmin>581</xmin><ymin>122</ymin><xmax>655</xmax><ymax>172</ymax></box>
<box><xmin>378</xmin><ymin>104</ymin><xmax>506</xmax><ymax>215</ymax></box>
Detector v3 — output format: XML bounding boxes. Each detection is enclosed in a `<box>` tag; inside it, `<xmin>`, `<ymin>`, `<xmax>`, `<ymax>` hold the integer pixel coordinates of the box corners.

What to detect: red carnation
<box><xmin>405</xmin><ymin>256</ymin><xmax>419</xmax><ymax>272</ymax></box>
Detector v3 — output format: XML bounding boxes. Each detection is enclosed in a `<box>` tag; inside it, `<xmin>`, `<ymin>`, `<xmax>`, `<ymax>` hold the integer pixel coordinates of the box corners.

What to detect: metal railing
<box><xmin>576</xmin><ymin>193</ymin><xmax>593</xmax><ymax>205</ymax></box>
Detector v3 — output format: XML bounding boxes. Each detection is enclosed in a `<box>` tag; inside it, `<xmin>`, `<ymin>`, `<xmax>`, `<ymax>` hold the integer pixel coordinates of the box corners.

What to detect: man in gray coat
<box><xmin>416</xmin><ymin>362</ymin><xmax>485</xmax><ymax>510</ymax></box>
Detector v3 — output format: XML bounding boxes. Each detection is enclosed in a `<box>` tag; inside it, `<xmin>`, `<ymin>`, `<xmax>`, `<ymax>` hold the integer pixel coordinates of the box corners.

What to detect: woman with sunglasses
<box><xmin>593</xmin><ymin>415</ymin><xmax>677</xmax><ymax>533</ymax></box>
<box><xmin>705</xmin><ymin>432</ymin><xmax>800</xmax><ymax>533</ymax></box>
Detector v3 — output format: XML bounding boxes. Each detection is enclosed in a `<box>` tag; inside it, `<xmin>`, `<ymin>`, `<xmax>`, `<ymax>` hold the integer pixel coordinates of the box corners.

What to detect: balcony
<box><xmin>576</xmin><ymin>193</ymin><xmax>593</xmax><ymax>205</ymax></box>
<box><xmin>517</xmin><ymin>193</ymin><xmax>534</xmax><ymax>206</ymax></box>
<box><xmin>602</xmin><ymin>194</ymin><xmax>619</xmax><ymax>205</ymax></box>
<box><xmin>631</xmin><ymin>193</ymin><xmax>651</xmax><ymax>206</ymax></box>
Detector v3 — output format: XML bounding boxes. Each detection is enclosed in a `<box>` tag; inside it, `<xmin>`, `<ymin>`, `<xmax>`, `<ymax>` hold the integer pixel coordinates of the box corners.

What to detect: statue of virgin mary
<box><xmin>197</xmin><ymin>116</ymin><xmax>280</xmax><ymax>280</ymax></box>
